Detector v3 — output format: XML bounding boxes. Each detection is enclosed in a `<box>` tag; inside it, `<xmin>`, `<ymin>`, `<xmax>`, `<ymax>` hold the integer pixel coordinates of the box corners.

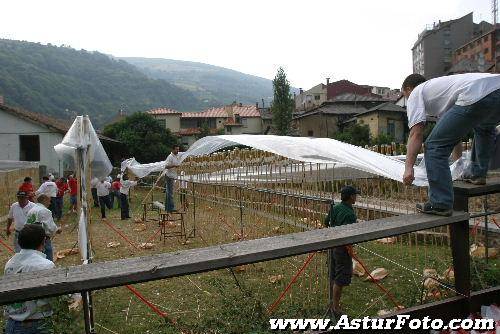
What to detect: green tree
<box><xmin>333</xmin><ymin>123</ymin><xmax>370</xmax><ymax>147</ymax></box>
<box><xmin>102</xmin><ymin>112</ymin><xmax>178</xmax><ymax>163</ymax></box>
<box><xmin>197</xmin><ymin>121</ymin><xmax>211</xmax><ymax>139</ymax></box>
<box><xmin>371</xmin><ymin>133</ymin><xmax>395</xmax><ymax>145</ymax></box>
<box><xmin>271</xmin><ymin>67</ymin><xmax>294</xmax><ymax>135</ymax></box>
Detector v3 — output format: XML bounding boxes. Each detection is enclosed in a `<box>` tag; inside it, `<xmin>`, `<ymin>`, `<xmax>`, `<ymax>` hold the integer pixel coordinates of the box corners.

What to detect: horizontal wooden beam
<box><xmin>0</xmin><ymin>212</ymin><xmax>468</xmax><ymax>305</ymax></box>
<box><xmin>453</xmin><ymin>177</ymin><xmax>500</xmax><ymax>197</ymax></box>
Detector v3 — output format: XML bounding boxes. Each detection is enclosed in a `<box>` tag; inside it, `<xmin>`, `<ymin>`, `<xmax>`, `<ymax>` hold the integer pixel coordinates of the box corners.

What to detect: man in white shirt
<box><xmin>164</xmin><ymin>145</ymin><xmax>182</xmax><ymax>213</ymax></box>
<box><xmin>6</xmin><ymin>191</ymin><xmax>36</xmax><ymax>252</ymax></box>
<box><xmin>119</xmin><ymin>174</ymin><xmax>137</xmax><ymax>220</ymax></box>
<box><xmin>4</xmin><ymin>224</ymin><xmax>55</xmax><ymax>334</ymax></box>
<box><xmin>35</xmin><ymin>176</ymin><xmax>57</xmax><ymax>217</ymax></box>
<box><xmin>402</xmin><ymin>73</ymin><xmax>500</xmax><ymax>216</ymax></box>
<box><xmin>26</xmin><ymin>195</ymin><xmax>61</xmax><ymax>261</ymax></box>
<box><xmin>96</xmin><ymin>178</ymin><xmax>112</xmax><ymax>220</ymax></box>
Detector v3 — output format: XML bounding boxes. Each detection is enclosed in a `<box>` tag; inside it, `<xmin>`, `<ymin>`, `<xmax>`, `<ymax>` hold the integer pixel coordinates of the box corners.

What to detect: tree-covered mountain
<box><xmin>0</xmin><ymin>39</ymin><xmax>202</xmax><ymax>127</ymax></box>
<box><xmin>121</xmin><ymin>57</ymin><xmax>275</xmax><ymax>107</ymax></box>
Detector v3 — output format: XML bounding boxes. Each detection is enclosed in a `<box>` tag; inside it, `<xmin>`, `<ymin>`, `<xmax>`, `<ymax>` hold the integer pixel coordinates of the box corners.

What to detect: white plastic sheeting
<box><xmin>121</xmin><ymin>158</ymin><xmax>168</xmax><ymax>179</ymax></box>
<box><xmin>121</xmin><ymin>135</ymin><xmax>470</xmax><ymax>187</ymax></box>
<box><xmin>54</xmin><ymin>116</ymin><xmax>112</xmax><ymax>262</ymax></box>
<box><xmin>54</xmin><ymin>116</ymin><xmax>113</xmax><ymax>179</ymax></box>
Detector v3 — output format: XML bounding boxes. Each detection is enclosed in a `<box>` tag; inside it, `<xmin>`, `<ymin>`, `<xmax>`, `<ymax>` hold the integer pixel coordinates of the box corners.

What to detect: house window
<box><xmin>307</xmin><ymin>130</ymin><xmax>314</xmax><ymax>137</ymax></box>
<box><xmin>19</xmin><ymin>135</ymin><xmax>40</xmax><ymax>161</ymax></box>
<box><xmin>314</xmin><ymin>95</ymin><xmax>320</xmax><ymax>100</ymax></box>
<box><xmin>387</xmin><ymin>120</ymin><xmax>396</xmax><ymax>139</ymax></box>
<box><xmin>156</xmin><ymin>119</ymin><xmax>165</xmax><ymax>128</ymax></box>
<box><xmin>241</xmin><ymin>118</ymin><xmax>248</xmax><ymax>128</ymax></box>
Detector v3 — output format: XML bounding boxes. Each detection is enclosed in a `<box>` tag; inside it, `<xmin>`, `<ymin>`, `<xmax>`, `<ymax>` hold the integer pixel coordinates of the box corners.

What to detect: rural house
<box><xmin>343</xmin><ymin>102</ymin><xmax>408</xmax><ymax>142</ymax></box>
<box><xmin>293</xmin><ymin>94</ymin><xmax>389</xmax><ymax>138</ymax></box>
<box><xmin>148</xmin><ymin>103</ymin><xmax>263</xmax><ymax>147</ymax></box>
<box><xmin>0</xmin><ymin>103</ymin><xmax>122</xmax><ymax>177</ymax></box>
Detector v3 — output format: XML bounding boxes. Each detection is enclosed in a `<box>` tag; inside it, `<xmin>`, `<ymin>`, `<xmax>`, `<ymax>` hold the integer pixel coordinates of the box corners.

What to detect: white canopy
<box><xmin>122</xmin><ymin>135</ymin><xmax>468</xmax><ymax>187</ymax></box>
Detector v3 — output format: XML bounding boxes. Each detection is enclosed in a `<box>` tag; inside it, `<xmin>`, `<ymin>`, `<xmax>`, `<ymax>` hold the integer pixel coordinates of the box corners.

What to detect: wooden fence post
<box><xmin>450</xmin><ymin>191</ymin><xmax>470</xmax><ymax>315</ymax></box>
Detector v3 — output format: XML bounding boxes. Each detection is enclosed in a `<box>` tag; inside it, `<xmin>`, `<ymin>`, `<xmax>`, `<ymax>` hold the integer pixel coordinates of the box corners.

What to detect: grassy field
<box><xmin>0</xmin><ymin>187</ymin><xmax>498</xmax><ymax>334</ymax></box>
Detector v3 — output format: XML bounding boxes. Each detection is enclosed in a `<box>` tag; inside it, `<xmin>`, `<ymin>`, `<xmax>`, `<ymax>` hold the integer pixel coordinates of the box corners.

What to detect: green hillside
<box><xmin>121</xmin><ymin>57</ymin><xmax>275</xmax><ymax>106</ymax></box>
<box><xmin>0</xmin><ymin>40</ymin><xmax>202</xmax><ymax>127</ymax></box>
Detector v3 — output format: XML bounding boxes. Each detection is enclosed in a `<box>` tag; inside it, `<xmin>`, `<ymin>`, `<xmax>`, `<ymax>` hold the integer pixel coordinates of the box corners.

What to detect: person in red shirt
<box><xmin>68</xmin><ymin>175</ymin><xmax>78</xmax><ymax>213</ymax></box>
<box><xmin>54</xmin><ymin>178</ymin><xmax>69</xmax><ymax>221</ymax></box>
<box><xmin>18</xmin><ymin>177</ymin><xmax>35</xmax><ymax>202</ymax></box>
<box><xmin>110</xmin><ymin>178</ymin><xmax>121</xmax><ymax>209</ymax></box>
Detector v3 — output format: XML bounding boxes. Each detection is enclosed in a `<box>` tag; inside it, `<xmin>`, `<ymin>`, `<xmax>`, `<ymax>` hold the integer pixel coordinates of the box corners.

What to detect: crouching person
<box><xmin>324</xmin><ymin>186</ymin><xmax>360</xmax><ymax>319</ymax></box>
<box><xmin>26</xmin><ymin>195</ymin><xmax>61</xmax><ymax>261</ymax></box>
<box><xmin>4</xmin><ymin>224</ymin><xmax>55</xmax><ymax>334</ymax></box>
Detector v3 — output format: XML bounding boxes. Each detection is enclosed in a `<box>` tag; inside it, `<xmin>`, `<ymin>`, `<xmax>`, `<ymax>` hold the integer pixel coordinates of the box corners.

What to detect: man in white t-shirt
<box><xmin>402</xmin><ymin>73</ymin><xmax>500</xmax><ymax>216</ymax></box>
<box><xmin>26</xmin><ymin>194</ymin><xmax>61</xmax><ymax>261</ymax></box>
<box><xmin>96</xmin><ymin>178</ymin><xmax>112</xmax><ymax>220</ymax></box>
<box><xmin>6</xmin><ymin>191</ymin><xmax>36</xmax><ymax>252</ymax></box>
<box><xmin>119</xmin><ymin>174</ymin><xmax>137</xmax><ymax>220</ymax></box>
<box><xmin>164</xmin><ymin>145</ymin><xmax>182</xmax><ymax>213</ymax></box>
<box><xmin>4</xmin><ymin>224</ymin><xmax>55</xmax><ymax>333</ymax></box>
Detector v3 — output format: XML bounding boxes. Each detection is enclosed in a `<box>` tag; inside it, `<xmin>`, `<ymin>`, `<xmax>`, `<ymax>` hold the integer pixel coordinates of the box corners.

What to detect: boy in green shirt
<box><xmin>324</xmin><ymin>186</ymin><xmax>360</xmax><ymax>317</ymax></box>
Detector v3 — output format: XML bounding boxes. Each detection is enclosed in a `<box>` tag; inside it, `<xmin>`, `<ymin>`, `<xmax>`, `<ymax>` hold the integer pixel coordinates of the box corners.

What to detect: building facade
<box><xmin>412</xmin><ymin>13</ymin><xmax>492</xmax><ymax>78</ymax></box>
<box><xmin>294</xmin><ymin>83</ymin><xmax>328</xmax><ymax>112</ymax></box>
<box><xmin>452</xmin><ymin>25</ymin><xmax>499</xmax><ymax>73</ymax></box>
<box><xmin>148</xmin><ymin>103</ymin><xmax>263</xmax><ymax>148</ymax></box>
<box><xmin>344</xmin><ymin>102</ymin><xmax>408</xmax><ymax>142</ymax></box>
<box><xmin>0</xmin><ymin>105</ymin><xmax>65</xmax><ymax>176</ymax></box>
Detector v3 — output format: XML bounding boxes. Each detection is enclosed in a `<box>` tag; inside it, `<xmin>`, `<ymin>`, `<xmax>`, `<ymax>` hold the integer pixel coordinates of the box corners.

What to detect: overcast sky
<box><xmin>0</xmin><ymin>0</ymin><xmax>493</xmax><ymax>89</ymax></box>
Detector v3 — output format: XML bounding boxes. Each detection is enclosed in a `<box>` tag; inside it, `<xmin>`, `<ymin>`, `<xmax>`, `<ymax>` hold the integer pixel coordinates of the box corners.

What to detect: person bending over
<box><xmin>402</xmin><ymin>73</ymin><xmax>500</xmax><ymax>216</ymax></box>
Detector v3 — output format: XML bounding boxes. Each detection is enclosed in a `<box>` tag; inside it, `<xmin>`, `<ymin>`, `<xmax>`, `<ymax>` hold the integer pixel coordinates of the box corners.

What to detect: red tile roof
<box><xmin>147</xmin><ymin>105</ymin><xmax>261</xmax><ymax>118</ymax></box>
<box><xmin>147</xmin><ymin>108</ymin><xmax>182</xmax><ymax>115</ymax></box>
<box><xmin>0</xmin><ymin>104</ymin><xmax>121</xmax><ymax>143</ymax></box>
<box><xmin>177</xmin><ymin>128</ymin><xmax>201</xmax><ymax>136</ymax></box>
<box><xmin>0</xmin><ymin>104</ymin><xmax>70</xmax><ymax>134</ymax></box>
<box><xmin>177</xmin><ymin>128</ymin><xmax>221</xmax><ymax>136</ymax></box>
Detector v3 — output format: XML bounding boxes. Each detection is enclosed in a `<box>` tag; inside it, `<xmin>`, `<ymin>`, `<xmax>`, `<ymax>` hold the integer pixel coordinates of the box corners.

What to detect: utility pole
<box><xmin>493</xmin><ymin>0</ymin><xmax>498</xmax><ymax>25</ymax></box>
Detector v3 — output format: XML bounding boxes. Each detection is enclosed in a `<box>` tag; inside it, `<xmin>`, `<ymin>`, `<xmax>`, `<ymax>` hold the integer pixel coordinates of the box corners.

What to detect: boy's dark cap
<box><xmin>340</xmin><ymin>186</ymin><xmax>360</xmax><ymax>196</ymax></box>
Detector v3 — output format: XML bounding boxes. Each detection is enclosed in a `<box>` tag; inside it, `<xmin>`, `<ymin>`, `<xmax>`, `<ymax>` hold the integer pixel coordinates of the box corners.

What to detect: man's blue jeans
<box><xmin>165</xmin><ymin>177</ymin><xmax>175</xmax><ymax>212</ymax></box>
<box><xmin>425</xmin><ymin>89</ymin><xmax>500</xmax><ymax>209</ymax></box>
<box><xmin>5</xmin><ymin>318</ymin><xmax>52</xmax><ymax>334</ymax></box>
<box><xmin>14</xmin><ymin>231</ymin><xmax>21</xmax><ymax>253</ymax></box>
<box><xmin>44</xmin><ymin>239</ymin><xmax>53</xmax><ymax>262</ymax></box>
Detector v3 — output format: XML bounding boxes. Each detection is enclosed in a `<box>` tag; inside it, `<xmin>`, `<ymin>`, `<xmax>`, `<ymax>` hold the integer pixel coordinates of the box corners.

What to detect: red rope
<box><xmin>145</xmin><ymin>226</ymin><xmax>163</xmax><ymax>243</ymax></box>
<box><xmin>471</xmin><ymin>219</ymin><xmax>481</xmax><ymax>237</ymax></box>
<box><xmin>491</xmin><ymin>217</ymin><xmax>500</xmax><ymax>229</ymax></box>
<box><xmin>348</xmin><ymin>247</ymin><xmax>401</xmax><ymax>309</ymax></box>
<box><xmin>125</xmin><ymin>285</ymin><xmax>174</xmax><ymax>323</ymax></box>
<box><xmin>266</xmin><ymin>252</ymin><xmax>317</xmax><ymax>315</ymax></box>
<box><xmin>103</xmin><ymin>220</ymin><xmax>139</xmax><ymax>250</ymax></box>
<box><xmin>0</xmin><ymin>237</ymin><xmax>14</xmax><ymax>254</ymax></box>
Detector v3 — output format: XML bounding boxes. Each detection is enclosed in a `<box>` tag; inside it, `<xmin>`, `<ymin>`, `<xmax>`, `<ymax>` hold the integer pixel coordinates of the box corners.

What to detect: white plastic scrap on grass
<box><xmin>121</xmin><ymin>135</ymin><xmax>471</xmax><ymax>187</ymax></box>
